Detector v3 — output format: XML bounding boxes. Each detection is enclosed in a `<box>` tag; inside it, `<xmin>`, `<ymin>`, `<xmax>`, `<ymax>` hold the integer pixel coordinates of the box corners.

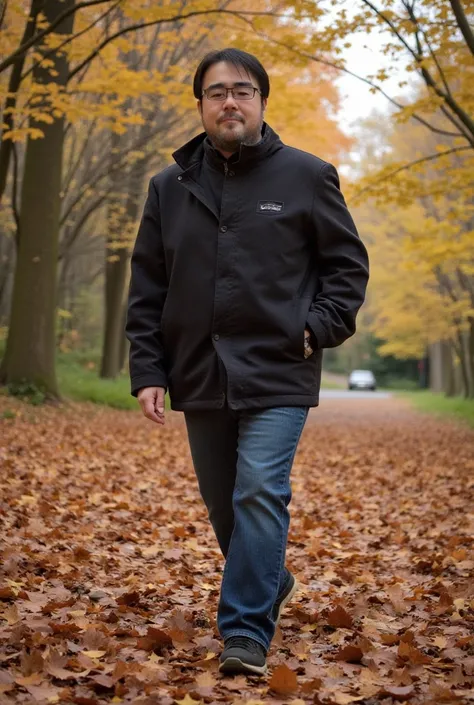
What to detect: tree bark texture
<box><xmin>1</xmin><ymin>0</ymin><xmax>75</xmax><ymax>396</ymax></box>
<box><xmin>100</xmin><ymin>149</ymin><xmax>145</xmax><ymax>379</ymax></box>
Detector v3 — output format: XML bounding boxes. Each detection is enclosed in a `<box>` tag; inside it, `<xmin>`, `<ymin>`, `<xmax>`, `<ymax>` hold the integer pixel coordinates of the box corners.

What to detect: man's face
<box><xmin>198</xmin><ymin>61</ymin><xmax>267</xmax><ymax>156</ymax></box>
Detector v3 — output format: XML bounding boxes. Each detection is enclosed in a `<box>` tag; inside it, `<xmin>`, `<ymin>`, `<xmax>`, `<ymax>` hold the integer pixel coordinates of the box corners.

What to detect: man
<box><xmin>126</xmin><ymin>48</ymin><xmax>369</xmax><ymax>676</ymax></box>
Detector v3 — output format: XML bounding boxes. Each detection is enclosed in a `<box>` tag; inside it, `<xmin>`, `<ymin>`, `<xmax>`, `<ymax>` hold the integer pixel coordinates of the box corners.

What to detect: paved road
<box><xmin>319</xmin><ymin>388</ymin><xmax>392</xmax><ymax>400</ymax></box>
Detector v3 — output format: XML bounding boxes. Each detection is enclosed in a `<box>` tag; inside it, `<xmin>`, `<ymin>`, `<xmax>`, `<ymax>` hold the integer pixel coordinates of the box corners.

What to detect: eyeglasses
<box><xmin>202</xmin><ymin>86</ymin><xmax>261</xmax><ymax>101</ymax></box>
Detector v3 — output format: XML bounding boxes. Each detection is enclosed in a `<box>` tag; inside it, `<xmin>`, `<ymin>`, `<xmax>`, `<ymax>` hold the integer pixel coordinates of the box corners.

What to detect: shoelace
<box><xmin>225</xmin><ymin>636</ymin><xmax>263</xmax><ymax>653</ymax></box>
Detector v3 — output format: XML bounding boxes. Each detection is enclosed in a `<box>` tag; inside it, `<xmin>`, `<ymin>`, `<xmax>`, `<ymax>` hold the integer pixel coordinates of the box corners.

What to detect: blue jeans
<box><xmin>184</xmin><ymin>405</ymin><xmax>309</xmax><ymax>651</ymax></box>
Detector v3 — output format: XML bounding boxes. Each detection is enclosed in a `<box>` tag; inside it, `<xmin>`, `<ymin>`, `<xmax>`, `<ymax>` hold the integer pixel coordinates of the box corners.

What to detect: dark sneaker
<box><xmin>219</xmin><ymin>636</ymin><xmax>268</xmax><ymax>675</ymax></box>
<box><xmin>271</xmin><ymin>572</ymin><xmax>298</xmax><ymax>625</ymax></box>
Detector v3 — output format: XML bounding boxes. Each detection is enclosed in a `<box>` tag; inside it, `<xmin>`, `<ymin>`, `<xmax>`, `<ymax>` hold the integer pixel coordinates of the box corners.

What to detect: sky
<box><xmin>335</xmin><ymin>30</ymin><xmax>409</xmax><ymax>134</ymax></box>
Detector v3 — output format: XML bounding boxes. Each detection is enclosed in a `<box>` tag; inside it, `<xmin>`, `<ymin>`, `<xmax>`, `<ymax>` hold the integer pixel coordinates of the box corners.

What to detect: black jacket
<box><xmin>126</xmin><ymin>124</ymin><xmax>369</xmax><ymax>410</ymax></box>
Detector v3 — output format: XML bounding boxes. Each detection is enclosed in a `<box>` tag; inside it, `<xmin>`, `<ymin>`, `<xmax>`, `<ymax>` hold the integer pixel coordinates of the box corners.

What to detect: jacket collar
<box><xmin>172</xmin><ymin>122</ymin><xmax>283</xmax><ymax>174</ymax></box>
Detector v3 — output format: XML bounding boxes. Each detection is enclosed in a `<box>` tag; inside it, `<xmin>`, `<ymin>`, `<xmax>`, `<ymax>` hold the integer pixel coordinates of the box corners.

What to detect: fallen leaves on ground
<box><xmin>0</xmin><ymin>396</ymin><xmax>473</xmax><ymax>704</ymax></box>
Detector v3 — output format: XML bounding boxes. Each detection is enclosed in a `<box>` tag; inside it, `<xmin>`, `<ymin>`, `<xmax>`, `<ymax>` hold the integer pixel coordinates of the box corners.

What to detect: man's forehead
<box><xmin>203</xmin><ymin>61</ymin><xmax>254</xmax><ymax>85</ymax></box>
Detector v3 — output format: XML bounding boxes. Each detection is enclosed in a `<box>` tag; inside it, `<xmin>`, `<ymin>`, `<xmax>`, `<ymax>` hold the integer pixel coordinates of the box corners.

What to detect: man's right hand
<box><xmin>137</xmin><ymin>386</ymin><xmax>166</xmax><ymax>425</ymax></box>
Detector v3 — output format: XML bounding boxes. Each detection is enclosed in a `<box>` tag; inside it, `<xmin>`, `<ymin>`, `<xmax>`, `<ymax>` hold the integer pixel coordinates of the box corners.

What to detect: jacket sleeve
<box><xmin>306</xmin><ymin>163</ymin><xmax>369</xmax><ymax>349</ymax></box>
<box><xmin>125</xmin><ymin>177</ymin><xmax>168</xmax><ymax>396</ymax></box>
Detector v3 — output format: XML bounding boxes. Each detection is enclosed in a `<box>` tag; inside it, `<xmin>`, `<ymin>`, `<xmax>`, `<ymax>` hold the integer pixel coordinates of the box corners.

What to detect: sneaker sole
<box><xmin>219</xmin><ymin>656</ymin><xmax>268</xmax><ymax>676</ymax></box>
<box><xmin>275</xmin><ymin>577</ymin><xmax>299</xmax><ymax>626</ymax></box>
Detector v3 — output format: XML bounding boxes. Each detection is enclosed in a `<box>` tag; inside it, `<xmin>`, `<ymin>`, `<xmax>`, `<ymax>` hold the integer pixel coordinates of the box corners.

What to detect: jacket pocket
<box><xmin>294</xmin><ymin>298</ymin><xmax>312</xmax><ymax>359</ymax></box>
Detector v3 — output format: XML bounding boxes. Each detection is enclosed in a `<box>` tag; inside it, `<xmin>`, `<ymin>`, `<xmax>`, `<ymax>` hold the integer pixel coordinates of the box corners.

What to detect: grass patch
<box><xmin>57</xmin><ymin>353</ymin><xmax>139</xmax><ymax>410</ymax></box>
<box><xmin>402</xmin><ymin>390</ymin><xmax>474</xmax><ymax>427</ymax></box>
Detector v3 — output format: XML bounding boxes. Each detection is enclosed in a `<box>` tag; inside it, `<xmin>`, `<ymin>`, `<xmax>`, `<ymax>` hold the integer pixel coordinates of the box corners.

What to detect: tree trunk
<box><xmin>467</xmin><ymin>317</ymin><xmax>474</xmax><ymax>399</ymax></box>
<box><xmin>0</xmin><ymin>0</ymin><xmax>75</xmax><ymax>397</ymax></box>
<box><xmin>100</xmin><ymin>230</ymin><xmax>130</xmax><ymax>378</ymax></box>
<box><xmin>118</xmin><ymin>301</ymin><xmax>129</xmax><ymax>373</ymax></box>
<box><xmin>444</xmin><ymin>343</ymin><xmax>456</xmax><ymax>397</ymax></box>
<box><xmin>100</xmin><ymin>152</ymin><xmax>145</xmax><ymax>378</ymax></box>
<box><xmin>454</xmin><ymin>329</ymin><xmax>470</xmax><ymax>398</ymax></box>
<box><xmin>0</xmin><ymin>234</ymin><xmax>15</xmax><ymax>324</ymax></box>
<box><xmin>0</xmin><ymin>0</ymin><xmax>43</xmax><ymax>204</ymax></box>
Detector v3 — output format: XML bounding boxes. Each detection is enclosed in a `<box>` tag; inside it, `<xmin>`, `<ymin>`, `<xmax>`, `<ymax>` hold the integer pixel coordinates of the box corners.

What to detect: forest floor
<box><xmin>1</xmin><ymin>395</ymin><xmax>473</xmax><ymax>704</ymax></box>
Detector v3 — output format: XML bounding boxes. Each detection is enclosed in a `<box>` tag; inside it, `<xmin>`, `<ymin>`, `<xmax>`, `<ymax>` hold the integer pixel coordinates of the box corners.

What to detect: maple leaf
<box><xmin>335</xmin><ymin>645</ymin><xmax>364</xmax><ymax>663</ymax></box>
<box><xmin>116</xmin><ymin>590</ymin><xmax>141</xmax><ymax>606</ymax></box>
<box><xmin>269</xmin><ymin>664</ymin><xmax>298</xmax><ymax>694</ymax></box>
<box><xmin>2</xmin><ymin>604</ymin><xmax>20</xmax><ymax>625</ymax></box>
<box><xmin>136</xmin><ymin>626</ymin><xmax>173</xmax><ymax>653</ymax></box>
<box><xmin>0</xmin><ymin>587</ymin><xmax>17</xmax><ymax>600</ymax></box>
<box><xmin>45</xmin><ymin>649</ymin><xmax>80</xmax><ymax>680</ymax></box>
<box><xmin>327</xmin><ymin>605</ymin><xmax>354</xmax><ymax>629</ymax></box>
<box><xmin>194</xmin><ymin>671</ymin><xmax>216</xmax><ymax>696</ymax></box>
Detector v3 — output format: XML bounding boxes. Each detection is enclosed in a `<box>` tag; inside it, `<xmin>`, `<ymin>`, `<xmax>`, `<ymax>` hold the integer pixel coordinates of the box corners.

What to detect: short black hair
<box><xmin>193</xmin><ymin>48</ymin><xmax>270</xmax><ymax>100</ymax></box>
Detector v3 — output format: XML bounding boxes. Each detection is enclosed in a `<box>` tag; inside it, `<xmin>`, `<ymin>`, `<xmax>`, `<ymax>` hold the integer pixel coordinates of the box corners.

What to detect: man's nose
<box><xmin>222</xmin><ymin>91</ymin><xmax>239</xmax><ymax>109</ymax></box>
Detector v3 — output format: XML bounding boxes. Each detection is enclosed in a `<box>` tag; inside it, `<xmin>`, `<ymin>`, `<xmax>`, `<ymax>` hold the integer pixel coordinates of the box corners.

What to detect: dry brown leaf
<box><xmin>327</xmin><ymin>605</ymin><xmax>354</xmax><ymax>629</ymax></box>
<box><xmin>300</xmin><ymin>677</ymin><xmax>322</xmax><ymax>693</ymax></box>
<box><xmin>136</xmin><ymin>626</ymin><xmax>173</xmax><ymax>652</ymax></box>
<box><xmin>194</xmin><ymin>671</ymin><xmax>216</xmax><ymax>695</ymax></box>
<box><xmin>15</xmin><ymin>673</ymin><xmax>44</xmax><ymax>686</ymax></box>
<box><xmin>269</xmin><ymin>663</ymin><xmax>298</xmax><ymax>694</ymax></box>
<box><xmin>381</xmin><ymin>684</ymin><xmax>415</xmax><ymax>700</ymax></box>
<box><xmin>335</xmin><ymin>645</ymin><xmax>364</xmax><ymax>663</ymax></box>
<box><xmin>81</xmin><ymin>650</ymin><xmax>106</xmax><ymax>658</ymax></box>
<box><xmin>332</xmin><ymin>693</ymin><xmax>367</xmax><ymax>704</ymax></box>
<box><xmin>24</xmin><ymin>682</ymin><xmax>60</xmax><ymax>701</ymax></box>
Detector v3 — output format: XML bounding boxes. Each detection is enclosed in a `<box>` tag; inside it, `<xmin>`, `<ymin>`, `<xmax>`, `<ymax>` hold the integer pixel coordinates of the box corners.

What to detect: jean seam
<box><xmin>271</xmin><ymin>408</ymin><xmax>308</xmax><ymax>625</ymax></box>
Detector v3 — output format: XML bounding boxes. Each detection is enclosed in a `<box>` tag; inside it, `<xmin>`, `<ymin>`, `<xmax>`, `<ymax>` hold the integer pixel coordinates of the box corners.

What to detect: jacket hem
<box><xmin>171</xmin><ymin>394</ymin><xmax>319</xmax><ymax>411</ymax></box>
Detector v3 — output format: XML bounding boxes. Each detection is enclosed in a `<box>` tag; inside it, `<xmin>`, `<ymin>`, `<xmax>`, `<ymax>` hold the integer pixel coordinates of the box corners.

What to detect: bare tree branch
<box><xmin>67</xmin><ymin>9</ymin><xmax>288</xmax><ymax>80</ymax></box>
<box><xmin>20</xmin><ymin>1</ymin><xmax>122</xmax><ymax>82</ymax></box>
<box><xmin>360</xmin><ymin>0</ymin><xmax>474</xmax><ymax>143</ymax></box>
<box><xmin>403</xmin><ymin>0</ymin><xmax>453</xmax><ymax>100</ymax></box>
<box><xmin>0</xmin><ymin>0</ymin><xmax>8</xmax><ymax>30</ymax></box>
<box><xmin>449</xmin><ymin>0</ymin><xmax>474</xmax><ymax>57</ymax></box>
<box><xmin>237</xmin><ymin>17</ymin><xmax>465</xmax><ymax>141</ymax></box>
<box><xmin>354</xmin><ymin>145</ymin><xmax>472</xmax><ymax>198</ymax></box>
<box><xmin>0</xmin><ymin>0</ymin><xmax>121</xmax><ymax>74</ymax></box>
<box><xmin>360</xmin><ymin>0</ymin><xmax>420</xmax><ymax>61</ymax></box>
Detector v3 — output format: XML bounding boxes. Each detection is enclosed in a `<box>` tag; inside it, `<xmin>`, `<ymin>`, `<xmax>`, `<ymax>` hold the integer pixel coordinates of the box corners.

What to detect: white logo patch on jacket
<box><xmin>257</xmin><ymin>200</ymin><xmax>284</xmax><ymax>213</ymax></box>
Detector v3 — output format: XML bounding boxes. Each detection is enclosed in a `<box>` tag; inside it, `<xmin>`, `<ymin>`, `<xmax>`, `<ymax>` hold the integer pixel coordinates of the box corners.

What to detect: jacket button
<box><xmin>177</xmin><ymin>175</ymin><xmax>182</xmax><ymax>181</ymax></box>
<box><xmin>213</xmin><ymin>334</ymin><xmax>220</xmax><ymax>341</ymax></box>
<box><xmin>220</xmin><ymin>225</ymin><xmax>228</xmax><ymax>233</ymax></box>
<box><xmin>228</xmin><ymin>171</ymin><xmax>235</xmax><ymax>177</ymax></box>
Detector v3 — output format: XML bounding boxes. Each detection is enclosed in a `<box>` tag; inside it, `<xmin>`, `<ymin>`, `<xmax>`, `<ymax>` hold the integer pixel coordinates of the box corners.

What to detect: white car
<box><xmin>348</xmin><ymin>369</ymin><xmax>377</xmax><ymax>391</ymax></box>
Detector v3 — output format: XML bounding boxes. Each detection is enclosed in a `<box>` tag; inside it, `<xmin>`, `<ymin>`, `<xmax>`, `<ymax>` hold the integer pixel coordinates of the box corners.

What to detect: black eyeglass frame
<box><xmin>201</xmin><ymin>86</ymin><xmax>262</xmax><ymax>101</ymax></box>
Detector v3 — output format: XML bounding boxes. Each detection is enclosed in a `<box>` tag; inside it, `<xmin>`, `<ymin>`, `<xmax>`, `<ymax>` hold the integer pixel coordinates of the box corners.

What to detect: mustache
<box><xmin>218</xmin><ymin>114</ymin><xmax>244</xmax><ymax>123</ymax></box>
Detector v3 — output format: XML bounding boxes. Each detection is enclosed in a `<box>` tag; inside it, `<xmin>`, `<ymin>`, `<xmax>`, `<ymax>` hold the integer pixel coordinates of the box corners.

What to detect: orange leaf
<box><xmin>269</xmin><ymin>664</ymin><xmax>298</xmax><ymax>694</ymax></box>
<box><xmin>335</xmin><ymin>645</ymin><xmax>363</xmax><ymax>663</ymax></box>
<box><xmin>136</xmin><ymin>627</ymin><xmax>172</xmax><ymax>653</ymax></box>
<box><xmin>327</xmin><ymin>605</ymin><xmax>353</xmax><ymax>629</ymax></box>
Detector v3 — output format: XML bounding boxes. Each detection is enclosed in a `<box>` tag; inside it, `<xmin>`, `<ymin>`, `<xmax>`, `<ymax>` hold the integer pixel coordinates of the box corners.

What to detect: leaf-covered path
<box><xmin>1</xmin><ymin>397</ymin><xmax>473</xmax><ymax>704</ymax></box>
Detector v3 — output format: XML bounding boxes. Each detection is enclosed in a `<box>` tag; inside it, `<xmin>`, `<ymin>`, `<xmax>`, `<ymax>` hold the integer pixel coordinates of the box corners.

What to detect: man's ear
<box><xmin>197</xmin><ymin>99</ymin><xmax>203</xmax><ymax>117</ymax></box>
<box><xmin>262</xmin><ymin>97</ymin><xmax>268</xmax><ymax>112</ymax></box>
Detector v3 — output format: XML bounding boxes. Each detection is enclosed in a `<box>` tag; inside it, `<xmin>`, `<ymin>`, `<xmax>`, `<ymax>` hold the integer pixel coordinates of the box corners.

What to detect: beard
<box><xmin>207</xmin><ymin>114</ymin><xmax>263</xmax><ymax>154</ymax></box>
